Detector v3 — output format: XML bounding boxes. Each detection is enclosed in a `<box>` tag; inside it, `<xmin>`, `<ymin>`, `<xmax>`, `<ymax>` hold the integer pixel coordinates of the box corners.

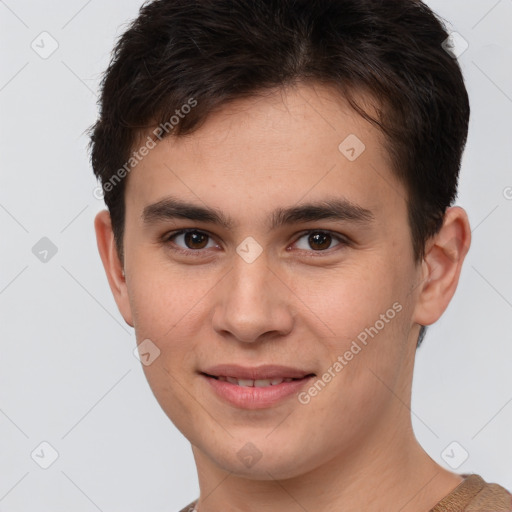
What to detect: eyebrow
<box><xmin>142</xmin><ymin>195</ymin><xmax>374</xmax><ymax>230</ymax></box>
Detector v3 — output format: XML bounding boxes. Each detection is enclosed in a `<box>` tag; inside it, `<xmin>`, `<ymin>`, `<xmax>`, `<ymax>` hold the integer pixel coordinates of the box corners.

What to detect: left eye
<box><xmin>167</xmin><ymin>230</ymin><xmax>218</xmax><ymax>250</ymax></box>
<box><xmin>293</xmin><ymin>231</ymin><xmax>345</xmax><ymax>252</ymax></box>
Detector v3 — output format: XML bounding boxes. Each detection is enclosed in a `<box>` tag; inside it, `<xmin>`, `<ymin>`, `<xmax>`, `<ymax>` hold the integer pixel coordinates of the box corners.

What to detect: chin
<box><xmin>200</xmin><ymin>439</ymin><xmax>320</xmax><ymax>481</ymax></box>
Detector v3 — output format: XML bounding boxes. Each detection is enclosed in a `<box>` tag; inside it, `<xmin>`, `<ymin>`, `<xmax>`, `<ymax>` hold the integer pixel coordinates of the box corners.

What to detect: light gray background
<box><xmin>1</xmin><ymin>1</ymin><xmax>511</xmax><ymax>510</ymax></box>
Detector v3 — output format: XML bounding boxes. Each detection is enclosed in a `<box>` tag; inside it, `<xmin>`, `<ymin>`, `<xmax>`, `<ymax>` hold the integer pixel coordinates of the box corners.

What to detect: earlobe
<box><xmin>94</xmin><ymin>210</ymin><xmax>134</xmax><ymax>328</ymax></box>
<box><xmin>412</xmin><ymin>206</ymin><xmax>471</xmax><ymax>327</ymax></box>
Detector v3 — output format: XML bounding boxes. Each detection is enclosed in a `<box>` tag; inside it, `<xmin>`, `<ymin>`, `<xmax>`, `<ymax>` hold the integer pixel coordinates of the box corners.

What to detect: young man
<box><xmin>90</xmin><ymin>0</ymin><xmax>511</xmax><ymax>510</ymax></box>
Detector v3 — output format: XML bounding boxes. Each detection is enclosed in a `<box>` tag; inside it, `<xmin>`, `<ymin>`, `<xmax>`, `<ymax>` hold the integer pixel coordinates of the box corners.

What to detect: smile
<box><xmin>205</xmin><ymin>375</ymin><xmax>308</xmax><ymax>387</ymax></box>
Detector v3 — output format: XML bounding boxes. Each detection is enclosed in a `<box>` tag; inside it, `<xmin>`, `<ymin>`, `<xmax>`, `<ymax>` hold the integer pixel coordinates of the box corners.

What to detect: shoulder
<box><xmin>177</xmin><ymin>499</ymin><xmax>198</xmax><ymax>512</ymax></box>
<box><xmin>431</xmin><ymin>474</ymin><xmax>512</xmax><ymax>512</ymax></box>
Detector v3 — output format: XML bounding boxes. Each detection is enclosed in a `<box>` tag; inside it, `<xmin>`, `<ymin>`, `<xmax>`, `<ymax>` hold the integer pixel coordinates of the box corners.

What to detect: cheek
<box><xmin>127</xmin><ymin>259</ymin><xmax>212</xmax><ymax>389</ymax></box>
<box><xmin>302</xmin><ymin>315</ymin><xmax>408</xmax><ymax>452</ymax></box>
<box><xmin>140</xmin><ymin>357</ymin><xmax>201</xmax><ymax>438</ymax></box>
<box><xmin>127</xmin><ymin>257</ymin><xmax>209</xmax><ymax>341</ymax></box>
<box><xmin>299</xmin><ymin>259</ymin><xmax>411</xmax><ymax>397</ymax></box>
<box><xmin>292</xmin><ymin>260</ymin><xmax>398</xmax><ymax>340</ymax></box>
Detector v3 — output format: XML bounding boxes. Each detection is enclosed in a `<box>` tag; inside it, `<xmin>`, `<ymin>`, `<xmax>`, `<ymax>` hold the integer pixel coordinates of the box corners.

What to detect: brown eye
<box><xmin>166</xmin><ymin>229</ymin><xmax>217</xmax><ymax>252</ymax></box>
<box><xmin>308</xmin><ymin>232</ymin><xmax>332</xmax><ymax>250</ymax></box>
<box><xmin>183</xmin><ymin>230</ymin><xmax>209</xmax><ymax>249</ymax></box>
<box><xmin>293</xmin><ymin>230</ymin><xmax>347</xmax><ymax>253</ymax></box>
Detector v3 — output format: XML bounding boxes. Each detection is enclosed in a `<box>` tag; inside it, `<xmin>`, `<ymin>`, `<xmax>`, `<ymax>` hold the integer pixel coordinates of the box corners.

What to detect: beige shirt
<box><xmin>178</xmin><ymin>474</ymin><xmax>512</xmax><ymax>512</ymax></box>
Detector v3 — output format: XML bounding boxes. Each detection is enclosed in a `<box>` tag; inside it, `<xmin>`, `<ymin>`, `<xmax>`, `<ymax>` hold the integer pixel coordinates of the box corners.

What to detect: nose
<box><xmin>211</xmin><ymin>249</ymin><xmax>295</xmax><ymax>343</ymax></box>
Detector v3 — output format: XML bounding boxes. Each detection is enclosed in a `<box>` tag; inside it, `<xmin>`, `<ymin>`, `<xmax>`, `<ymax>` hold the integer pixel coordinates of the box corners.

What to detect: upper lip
<box><xmin>201</xmin><ymin>364</ymin><xmax>315</xmax><ymax>380</ymax></box>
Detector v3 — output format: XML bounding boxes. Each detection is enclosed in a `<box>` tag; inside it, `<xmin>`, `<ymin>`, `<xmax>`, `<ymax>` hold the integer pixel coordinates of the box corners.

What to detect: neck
<box><xmin>191</xmin><ymin>410</ymin><xmax>462</xmax><ymax>512</ymax></box>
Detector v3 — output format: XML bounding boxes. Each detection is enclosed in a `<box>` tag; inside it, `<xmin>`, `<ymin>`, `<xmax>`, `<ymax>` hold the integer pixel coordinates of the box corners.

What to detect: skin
<box><xmin>95</xmin><ymin>82</ymin><xmax>471</xmax><ymax>512</ymax></box>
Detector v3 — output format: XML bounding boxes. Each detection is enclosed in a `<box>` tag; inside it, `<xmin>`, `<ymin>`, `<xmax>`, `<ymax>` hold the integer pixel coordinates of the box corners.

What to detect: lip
<box><xmin>199</xmin><ymin>364</ymin><xmax>316</xmax><ymax>410</ymax></box>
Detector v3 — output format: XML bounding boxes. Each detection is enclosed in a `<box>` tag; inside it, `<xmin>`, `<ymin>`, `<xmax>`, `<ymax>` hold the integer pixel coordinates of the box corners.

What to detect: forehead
<box><xmin>125</xmin><ymin>82</ymin><xmax>405</xmax><ymax>225</ymax></box>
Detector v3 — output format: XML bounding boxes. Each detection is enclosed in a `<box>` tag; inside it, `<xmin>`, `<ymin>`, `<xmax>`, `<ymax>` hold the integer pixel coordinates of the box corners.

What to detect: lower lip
<box><xmin>201</xmin><ymin>373</ymin><xmax>315</xmax><ymax>409</ymax></box>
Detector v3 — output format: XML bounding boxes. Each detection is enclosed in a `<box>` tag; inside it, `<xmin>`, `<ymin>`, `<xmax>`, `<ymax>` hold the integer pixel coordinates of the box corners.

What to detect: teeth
<box><xmin>237</xmin><ymin>379</ymin><xmax>255</xmax><ymax>387</ymax></box>
<box><xmin>215</xmin><ymin>376</ymin><xmax>300</xmax><ymax>387</ymax></box>
<box><xmin>255</xmin><ymin>378</ymin><xmax>281</xmax><ymax>387</ymax></box>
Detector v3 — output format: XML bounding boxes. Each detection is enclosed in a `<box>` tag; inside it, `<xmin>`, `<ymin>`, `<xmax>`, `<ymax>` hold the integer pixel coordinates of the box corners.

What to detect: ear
<box><xmin>412</xmin><ymin>206</ymin><xmax>471</xmax><ymax>327</ymax></box>
<box><xmin>94</xmin><ymin>209</ymin><xmax>134</xmax><ymax>328</ymax></box>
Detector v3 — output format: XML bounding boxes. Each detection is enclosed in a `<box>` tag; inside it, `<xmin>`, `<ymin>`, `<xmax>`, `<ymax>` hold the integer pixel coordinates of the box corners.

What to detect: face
<box><xmin>108</xmin><ymin>83</ymin><xmax>428</xmax><ymax>478</ymax></box>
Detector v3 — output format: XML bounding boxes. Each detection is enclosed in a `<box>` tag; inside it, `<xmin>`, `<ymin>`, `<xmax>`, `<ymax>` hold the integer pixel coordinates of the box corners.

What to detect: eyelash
<box><xmin>162</xmin><ymin>228</ymin><xmax>350</xmax><ymax>257</ymax></box>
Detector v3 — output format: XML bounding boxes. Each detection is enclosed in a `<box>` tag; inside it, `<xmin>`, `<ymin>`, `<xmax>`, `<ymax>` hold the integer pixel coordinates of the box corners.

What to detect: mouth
<box><xmin>200</xmin><ymin>373</ymin><xmax>316</xmax><ymax>387</ymax></box>
<box><xmin>199</xmin><ymin>365</ymin><xmax>317</xmax><ymax>409</ymax></box>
